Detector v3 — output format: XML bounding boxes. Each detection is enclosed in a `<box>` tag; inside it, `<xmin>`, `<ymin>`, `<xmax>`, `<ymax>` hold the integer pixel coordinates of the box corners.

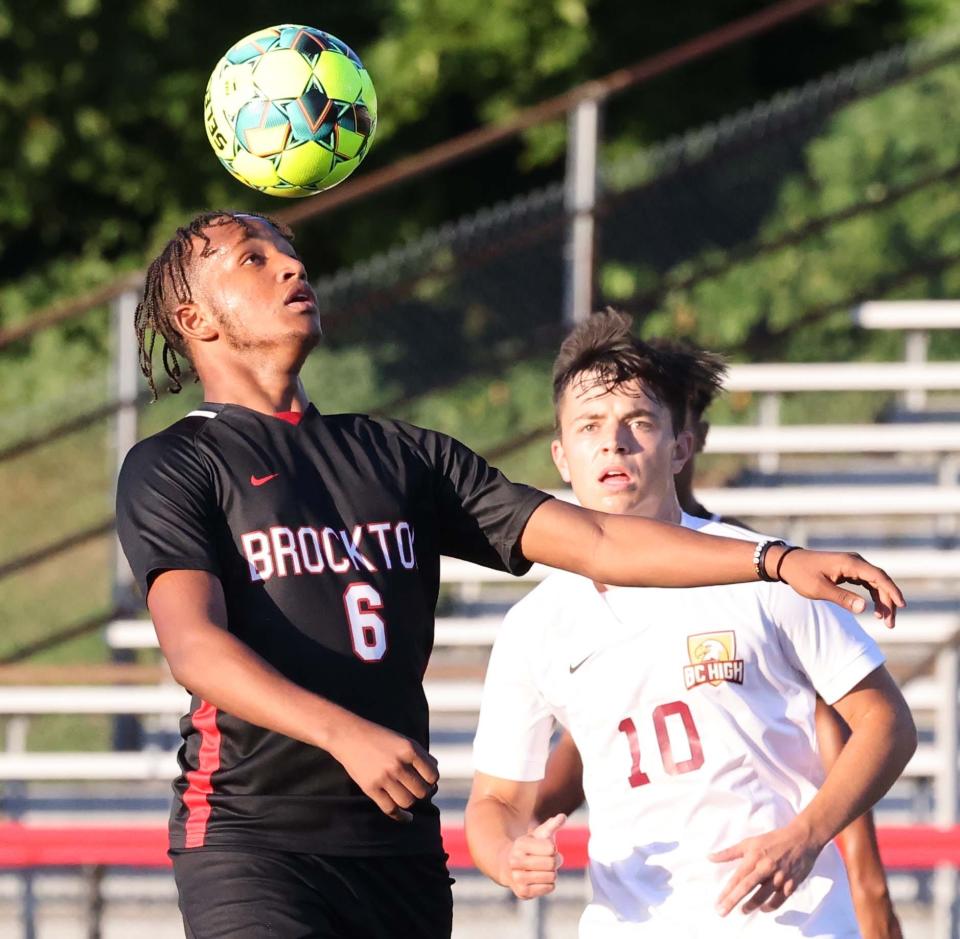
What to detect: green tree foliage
<box><xmin>631</xmin><ymin>45</ymin><xmax>960</xmax><ymax>367</ymax></box>
<box><xmin>0</xmin><ymin>0</ymin><xmax>932</xmax><ymax>299</ymax></box>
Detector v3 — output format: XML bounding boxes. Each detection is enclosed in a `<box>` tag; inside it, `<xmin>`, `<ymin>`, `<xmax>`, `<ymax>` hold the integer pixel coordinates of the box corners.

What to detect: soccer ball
<box><xmin>204</xmin><ymin>25</ymin><xmax>377</xmax><ymax>198</ymax></box>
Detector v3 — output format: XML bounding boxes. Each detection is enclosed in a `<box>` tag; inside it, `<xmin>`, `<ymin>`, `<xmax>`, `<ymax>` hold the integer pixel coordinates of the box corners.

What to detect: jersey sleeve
<box><xmin>115</xmin><ymin>432</ymin><xmax>221</xmax><ymax>601</ymax></box>
<box><xmin>763</xmin><ymin>583</ymin><xmax>886</xmax><ymax>705</ymax></box>
<box><xmin>472</xmin><ymin>604</ymin><xmax>555</xmax><ymax>781</ymax></box>
<box><xmin>407</xmin><ymin>425</ymin><xmax>552</xmax><ymax>574</ymax></box>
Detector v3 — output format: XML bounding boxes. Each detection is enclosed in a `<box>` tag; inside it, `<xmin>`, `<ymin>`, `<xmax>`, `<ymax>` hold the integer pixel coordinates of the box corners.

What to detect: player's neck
<box><xmin>199</xmin><ymin>363</ymin><xmax>310</xmax><ymax>416</ymax></box>
<box><xmin>649</xmin><ymin>493</ymin><xmax>684</xmax><ymax>526</ymax></box>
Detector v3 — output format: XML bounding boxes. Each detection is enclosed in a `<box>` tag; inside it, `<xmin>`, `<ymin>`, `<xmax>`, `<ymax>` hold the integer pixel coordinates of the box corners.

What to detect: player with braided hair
<box><xmin>134</xmin><ymin>211</ymin><xmax>295</xmax><ymax>398</ymax></box>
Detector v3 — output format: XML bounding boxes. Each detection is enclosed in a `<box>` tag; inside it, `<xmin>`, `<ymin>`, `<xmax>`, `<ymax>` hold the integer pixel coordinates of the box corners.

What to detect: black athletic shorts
<box><xmin>171</xmin><ymin>847</ymin><xmax>454</xmax><ymax>939</ymax></box>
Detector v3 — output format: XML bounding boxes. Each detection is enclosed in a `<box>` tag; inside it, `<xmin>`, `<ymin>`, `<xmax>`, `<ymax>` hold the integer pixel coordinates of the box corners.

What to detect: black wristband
<box><xmin>775</xmin><ymin>545</ymin><xmax>802</xmax><ymax>582</ymax></box>
<box><xmin>755</xmin><ymin>539</ymin><xmax>787</xmax><ymax>582</ymax></box>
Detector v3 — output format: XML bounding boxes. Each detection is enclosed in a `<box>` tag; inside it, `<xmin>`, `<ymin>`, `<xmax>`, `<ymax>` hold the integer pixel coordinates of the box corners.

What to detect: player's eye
<box><xmin>579</xmin><ymin>422</ymin><xmax>596</xmax><ymax>433</ymax></box>
<box><xmin>241</xmin><ymin>252</ymin><xmax>264</xmax><ymax>265</ymax></box>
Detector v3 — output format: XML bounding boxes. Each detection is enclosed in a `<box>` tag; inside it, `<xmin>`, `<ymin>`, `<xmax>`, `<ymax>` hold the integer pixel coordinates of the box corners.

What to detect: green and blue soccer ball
<box><xmin>204</xmin><ymin>25</ymin><xmax>377</xmax><ymax>198</ymax></box>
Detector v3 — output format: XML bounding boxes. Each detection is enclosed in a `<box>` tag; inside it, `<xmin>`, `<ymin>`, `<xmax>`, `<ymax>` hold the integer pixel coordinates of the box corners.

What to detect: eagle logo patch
<box><xmin>683</xmin><ymin>631</ymin><xmax>744</xmax><ymax>689</ymax></box>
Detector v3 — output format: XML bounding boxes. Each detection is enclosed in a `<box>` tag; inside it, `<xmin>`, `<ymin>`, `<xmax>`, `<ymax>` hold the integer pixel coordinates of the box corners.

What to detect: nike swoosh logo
<box><xmin>569</xmin><ymin>653</ymin><xmax>595</xmax><ymax>674</ymax></box>
<box><xmin>250</xmin><ymin>473</ymin><xmax>279</xmax><ymax>487</ymax></box>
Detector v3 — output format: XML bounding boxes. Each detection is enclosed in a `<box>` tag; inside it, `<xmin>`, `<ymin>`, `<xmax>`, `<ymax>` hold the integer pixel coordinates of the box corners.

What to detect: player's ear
<box><xmin>695</xmin><ymin>419</ymin><xmax>710</xmax><ymax>454</ymax></box>
<box><xmin>672</xmin><ymin>428</ymin><xmax>694</xmax><ymax>474</ymax></box>
<box><xmin>172</xmin><ymin>302</ymin><xmax>219</xmax><ymax>344</ymax></box>
<box><xmin>551</xmin><ymin>438</ymin><xmax>572</xmax><ymax>484</ymax></box>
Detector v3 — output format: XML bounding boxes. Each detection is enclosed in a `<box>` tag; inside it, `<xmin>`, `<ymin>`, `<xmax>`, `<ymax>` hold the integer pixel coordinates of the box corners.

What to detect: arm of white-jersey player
<box><xmin>466</xmin><ymin>772</ymin><xmax>567</xmax><ymax>899</ymax></box>
<box><xmin>711</xmin><ymin>666</ymin><xmax>916</xmax><ymax>917</ymax></box>
<box><xmin>815</xmin><ymin>700</ymin><xmax>904</xmax><ymax>939</ymax></box>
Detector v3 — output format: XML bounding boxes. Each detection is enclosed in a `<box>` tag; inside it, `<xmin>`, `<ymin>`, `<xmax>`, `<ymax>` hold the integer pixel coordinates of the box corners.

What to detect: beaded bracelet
<box><xmin>752</xmin><ymin>539</ymin><xmax>787</xmax><ymax>582</ymax></box>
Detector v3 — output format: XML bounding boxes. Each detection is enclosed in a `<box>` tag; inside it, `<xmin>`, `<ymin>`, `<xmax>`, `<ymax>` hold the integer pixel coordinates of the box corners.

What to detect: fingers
<box><xmin>760</xmin><ymin>883</ymin><xmax>793</xmax><ymax>912</ymax></box>
<box><xmin>512</xmin><ymin>879</ymin><xmax>558</xmax><ymax>899</ymax></box>
<box><xmin>708</xmin><ymin>843</ymin><xmax>743</xmax><ymax>864</ymax></box>
<box><xmin>508</xmin><ymin>843</ymin><xmax>563</xmax><ymax>899</ymax></box>
<box><xmin>839</xmin><ymin>557</ymin><xmax>905</xmax><ymax>623</ymax></box>
<box><xmin>509</xmin><ymin>817</ymin><xmax>566</xmax><ymax>899</ymax></box>
<box><xmin>531</xmin><ymin>813</ymin><xmax>568</xmax><ymax>839</ymax></box>
<box><xmin>830</xmin><ymin>584</ymin><xmax>866</xmax><ymax>615</ymax></box>
<box><xmin>780</xmin><ymin>551</ymin><xmax>906</xmax><ymax>627</ymax></box>
<box><xmin>861</xmin><ymin>581</ymin><xmax>895</xmax><ymax>628</ymax></box>
<box><xmin>373</xmin><ymin>744</ymin><xmax>440</xmax><ymax>822</ymax></box>
<box><xmin>715</xmin><ymin>856</ymin><xmax>775</xmax><ymax>916</ymax></box>
<box><xmin>411</xmin><ymin>750</ymin><xmax>440</xmax><ymax>787</ymax></box>
<box><xmin>511</xmin><ymin>850</ymin><xmax>563</xmax><ymax>872</ymax></box>
<box><xmin>386</xmin><ymin>806</ymin><xmax>414</xmax><ymax>824</ymax></box>
<box><xmin>369</xmin><ymin>788</ymin><xmax>414</xmax><ymax>823</ymax></box>
<box><xmin>740</xmin><ymin>879</ymin><xmax>778</xmax><ymax>914</ymax></box>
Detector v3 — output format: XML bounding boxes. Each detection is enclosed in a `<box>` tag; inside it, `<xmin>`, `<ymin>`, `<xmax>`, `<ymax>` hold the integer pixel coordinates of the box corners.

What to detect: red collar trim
<box><xmin>274</xmin><ymin>410</ymin><xmax>304</xmax><ymax>426</ymax></box>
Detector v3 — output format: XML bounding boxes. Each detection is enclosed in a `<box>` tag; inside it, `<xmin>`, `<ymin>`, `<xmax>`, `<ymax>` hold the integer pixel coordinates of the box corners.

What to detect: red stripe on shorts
<box><xmin>182</xmin><ymin>699</ymin><xmax>222</xmax><ymax>848</ymax></box>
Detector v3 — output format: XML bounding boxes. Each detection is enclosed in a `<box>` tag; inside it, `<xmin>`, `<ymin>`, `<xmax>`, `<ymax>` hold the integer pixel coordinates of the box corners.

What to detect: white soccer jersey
<box><xmin>473</xmin><ymin>514</ymin><xmax>885</xmax><ymax>938</ymax></box>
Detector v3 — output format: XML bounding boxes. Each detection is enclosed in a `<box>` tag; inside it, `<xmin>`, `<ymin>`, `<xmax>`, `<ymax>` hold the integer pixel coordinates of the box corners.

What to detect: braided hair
<box><xmin>134</xmin><ymin>210</ymin><xmax>295</xmax><ymax>399</ymax></box>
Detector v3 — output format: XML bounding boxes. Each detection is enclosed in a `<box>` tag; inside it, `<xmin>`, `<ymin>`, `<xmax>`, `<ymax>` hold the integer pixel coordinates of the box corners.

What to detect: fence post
<box><xmin>757</xmin><ymin>391</ymin><xmax>781</xmax><ymax>476</ymax></box>
<box><xmin>84</xmin><ymin>864</ymin><xmax>105</xmax><ymax>939</ymax></box>
<box><xmin>21</xmin><ymin>870</ymin><xmax>36</xmax><ymax>939</ymax></box>
<box><xmin>562</xmin><ymin>94</ymin><xmax>601</xmax><ymax>328</ymax></box>
<box><xmin>110</xmin><ymin>289</ymin><xmax>142</xmax><ymax>750</ymax></box>
<box><xmin>520</xmin><ymin>894</ymin><xmax>547</xmax><ymax>939</ymax></box>
<box><xmin>904</xmin><ymin>329</ymin><xmax>929</xmax><ymax>411</ymax></box>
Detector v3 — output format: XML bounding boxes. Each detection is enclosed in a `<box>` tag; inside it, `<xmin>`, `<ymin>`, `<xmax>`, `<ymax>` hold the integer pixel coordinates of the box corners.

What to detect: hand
<box><xmin>851</xmin><ymin>887</ymin><xmax>904</xmax><ymax>939</ymax></box>
<box><xmin>771</xmin><ymin>548</ymin><xmax>904</xmax><ymax>628</ymax></box>
<box><xmin>326</xmin><ymin>713</ymin><xmax>439</xmax><ymax>822</ymax></box>
<box><xmin>498</xmin><ymin>813</ymin><xmax>567</xmax><ymax>899</ymax></box>
<box><xmin>711</xmin><ymin>820</ymin><xmax>823</xmax><ymax>916</ymax></box>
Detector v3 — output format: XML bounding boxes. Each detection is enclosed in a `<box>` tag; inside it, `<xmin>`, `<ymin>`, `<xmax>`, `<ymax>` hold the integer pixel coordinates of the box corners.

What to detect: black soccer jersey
<box><xmin>116</xmin><ymin>402</ymin><xmax>551</xmax><ymax>855</ymax></box>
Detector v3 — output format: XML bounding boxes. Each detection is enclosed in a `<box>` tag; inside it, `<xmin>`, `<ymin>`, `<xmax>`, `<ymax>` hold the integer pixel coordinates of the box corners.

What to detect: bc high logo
<box><xmin>683</xmin><ymin>631</ymin><xmax>745</xmax><ymax>690</ymax></box>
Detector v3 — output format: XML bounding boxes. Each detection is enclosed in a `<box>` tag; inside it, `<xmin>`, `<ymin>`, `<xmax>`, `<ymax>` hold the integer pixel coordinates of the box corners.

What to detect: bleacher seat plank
<box><xmin>725</xmin><ymin>361</ymin><xmax>960</xmax><ymax>393</ymax></box>
<box><xmin>852</xmin><ymin>301</ymin><xmax>960</xmax><ymax>330</ymax></box>
<box><xmin>697</xmin><ymin>486</ymin><xmax>960</xmax><ymax>516</ymax></box>
<box><xmin>704</xmin><ymin>423</ymin><xmax>960</xmax><ymax>454</ymax></box>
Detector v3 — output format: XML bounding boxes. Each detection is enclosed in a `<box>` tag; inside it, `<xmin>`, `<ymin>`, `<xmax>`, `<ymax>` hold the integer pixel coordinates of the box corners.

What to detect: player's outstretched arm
<box><xmin>148</xmin><ymin>569</ymin><xmax>438</xmax><ymax>823</ymax></box>
<box><xmin>466</xmin><ymin>772</ymin><xmax>566</xmax><ymax>899</ymax></box>
<box><xmin>814</xmin><ymin>699</ymin><xmax>904</xmax><ymax>939</ymax></box>
<box><xmin>520</xmin><ymin>500</ymin><xmax>905</xmax><ymax>626</ymax></box>
<box><xmin>711</xmin><ymin>666</ymin><xmax>916</xmax><ymax>917</ymax></box>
